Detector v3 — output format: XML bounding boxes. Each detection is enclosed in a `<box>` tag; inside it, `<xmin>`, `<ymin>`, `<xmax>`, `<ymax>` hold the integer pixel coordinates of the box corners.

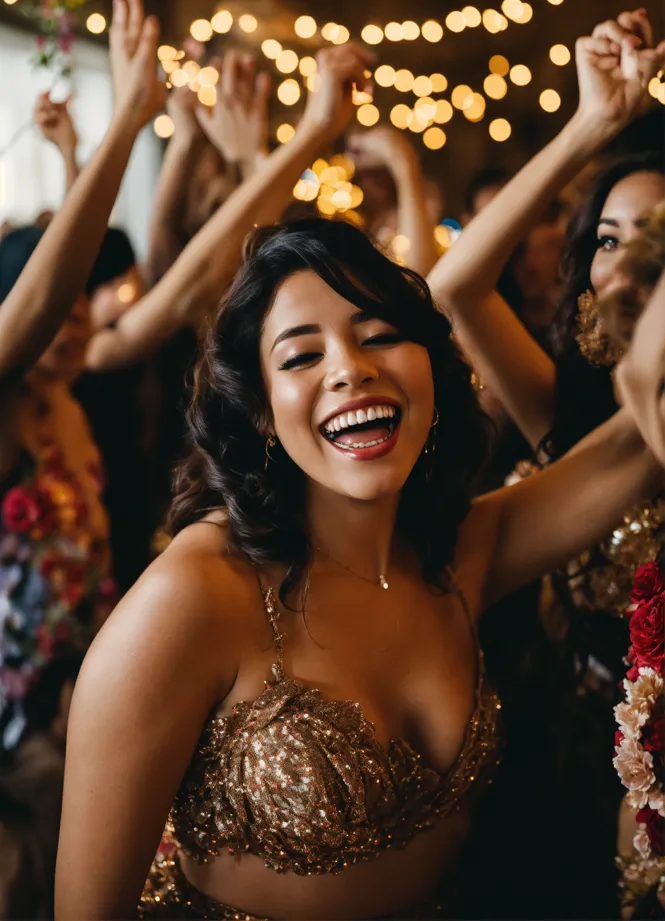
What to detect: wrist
<box><xmin>565</xmin><ymin>108</ymin><xmax>622</xmax><ymax>156</ymax></box>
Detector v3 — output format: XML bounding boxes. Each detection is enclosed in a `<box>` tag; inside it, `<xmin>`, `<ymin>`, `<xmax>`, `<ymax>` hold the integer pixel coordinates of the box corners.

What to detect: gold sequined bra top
<box><xmin>169</xmin><ymin>582</ymin><xmax>503</xmax><ymax>876</ymax></box>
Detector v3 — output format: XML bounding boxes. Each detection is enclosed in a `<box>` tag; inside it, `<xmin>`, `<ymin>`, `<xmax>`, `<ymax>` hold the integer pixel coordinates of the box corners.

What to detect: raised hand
<box><xmin>576</xmin><ymin>9</ymin><xmax>665</xmax><ymax>130</ymax></box>
<box><xmin>34</xmin><ymin>93</ymin><xmax>78</xmax><ymax>155</ymax></box>
<box><xmin>109</xmin><ymin>0</ymin><xmax>166</xmax><ymax>128</ymax></box>
<box><xmin>167</xmin><ymin>85</ymin><xmax>202</xmax><ymax>144</ymax></box>
<box><xmin>195</xmin><ymin>52</ymin><xmax>270</xmax><ymax>170</ymax></box>
<box><xmin>346</xmin><ymin>126</ymin><xmax>417</xmax><ymax>174</ymax></box>
<box><xmin>300</xmin><ymin>44</ymin><xmax>374</xmax><ymax>145</ymax></box>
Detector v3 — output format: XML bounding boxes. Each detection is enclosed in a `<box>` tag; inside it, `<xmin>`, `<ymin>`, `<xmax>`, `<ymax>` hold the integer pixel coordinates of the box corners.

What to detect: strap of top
<box><xmin>260</xmin><ymin>585</ymin><xmax>286</xmax><ymax>683</ymax></box>
<box><xmin>445</xmin><ymin>565</ymin><xmax>485</xmax><ymax>692</ymax></box>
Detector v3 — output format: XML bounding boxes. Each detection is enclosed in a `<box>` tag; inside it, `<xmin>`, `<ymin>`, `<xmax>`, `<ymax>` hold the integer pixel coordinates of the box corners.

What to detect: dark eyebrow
<box><xmin>349</xmin><ymin>310</ymin><xmax>376</xmax><ymax>327</ymax></box>
<box><xmin>598</xmin><ymin>217</ymin><xmax>619</xmax><ymax>228</ymax></box>
<box><xmin>270</xmin><ymin>323</ymin><xmax>321</xmax><ymax>354</ymax></box>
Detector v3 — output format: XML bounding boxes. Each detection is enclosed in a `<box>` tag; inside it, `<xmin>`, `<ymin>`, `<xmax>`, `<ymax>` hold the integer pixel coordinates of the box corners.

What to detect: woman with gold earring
<box><xmin>428</xmin><ymin>8</ymin><xmax>665</xmax><ymax>918</ymax></box>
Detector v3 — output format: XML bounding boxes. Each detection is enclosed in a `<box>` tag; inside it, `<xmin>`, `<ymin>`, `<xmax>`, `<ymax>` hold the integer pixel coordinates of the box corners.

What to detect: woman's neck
<box><xmin>306</xmin><ymin>484</ymin><xmax>400</xmax><ymax>583</ymax></box>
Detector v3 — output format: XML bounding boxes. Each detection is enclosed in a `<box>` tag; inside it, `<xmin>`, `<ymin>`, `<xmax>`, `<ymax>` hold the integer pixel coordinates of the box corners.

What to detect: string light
<box><xmin>171</xmin><ymin>69</ymin><xmax>189</xmax><ymax>87</ymax></box>
<box><xmin>547</xmin><ymin>0</ymin><xmax>564</xmax><ymax>4</ymax></box>
<box><xmin>390</xmin><ymin>104</ymin><xmax>413</xmax><ymax>129</ymax></box>
<box><xmin>501</xmin><ymin>0</ymin><xmax>523</xmax><ymax>20</ymax></box>
<box><xmin>375</xmin><ymin>65</ymin><xmax>397</xmax><ymax>87</ymax></box>
<box><xmin>451</xmin><ymin>84</ymin><xmax>473</xmax><ymax>109</ymax></box>
<box><xmin>199</xmin><ymin>66</ymin><xmax>219</xmax><ymax>86</ymax></box>
<box><xmin>422</xmin><ymin>20</ymin><xmax>444</xmax><ymax>42</ymax></box>
<box><xmin>262</xmin><ymin>39</ymin><xmax>282</xmax><ymax>59</ymax></box>
<box><xmin>276</xmin><ymin>50</ymin><xmax>299</xmax><ymax>73</ymax></box>
<box><xmin>424</xmin><ymin>127</ymin><xmax>446</xmax><ymax>149</ymax></box>
<box><xmin>294</xmin><ymin>15</ymin><xmax>317</xmax><ymax>38</ymax></box>
<box><xmin>413</xmin><ymin>75</ymin><xmax>433</xmax><ymax>97</ymax></box>
<box><xmin>385</xmin><ymin>22</ymin><xmax>404</xmax><ymax>41</ymax></box>
<box><xmin>361</xmin><ymin>24</ymin><xmax>384</xmax><ymax>44</ymax></box>
<box><xmin>462</xmin><ymin>7</ymin><xmax>482</xmax><ymax>27</ymax></box>
<box><xmin>277</xmin><ymin>124</ymin><xmax>295</xmax><ymax>144</ymax></box>
<box><xmin>161</xmin><ymin>60</ymin><xmax>180</xmax><ymax>75</ymax></box>
<box><xmin>86</xmin><ymin>13</ymin><xmax>106</xmax><ymax>34</ymax></box>
<box><xmin>299</xmin><ymin>57</ymin><xmax>317</xmax><ymax>77</ymax></box>
<box><xmin>277</xmin><ymin>79</ymin><xmax>300</xmax><ymax>105</ymax></box>
<box><xmin>510</xmin><ymin>64</ymin><xmax>532</xmax><ymax>85</ymax></box>
<box><xmin>550</xmin><ymin>43</ymin><xmax>571</xmax><ymax>65</ymax></box>
<box><xmin>238</xmin><ymin>14</ymin><xmax>258</xmax><ymax>33</ymax></box>
<box><xmin>190</xmin><ymin>19</ymin><xmax>213</xmax><ymax>41</ymax></box>
<box><xmin>393</xmin><ymin>235</ymin><xmax>411</xmax><ymax>257</ymax></box>
<box><xmin>198</xmin><ymin>86</ymin><xmax>217</xmax><ymax>107</ymax></box>
<box><xmin>430</xmin><ymin>73</ymin><xmax>448</xmax><ymax>92</ymax></box>
<box><xmin>331</xmin><ymin>24</ymin><xmax>350</xmax><ymax>44</ymax></box>
<box><xmin>357</xmin><ymin>104</ymin><xmax>380</xmax><ymax>125</ymax></box>
<box><xmin>394</xmin><ymin>69</ymin><xmax>415</xmax><ymax>92</ymax></box>
<box><xmin>414</xmin><ymin>97</ymin><xmax>437</xmax><ymax>120</ymax></box>
<box><xmin>446</xmin><ymin>11</ymin><xmax>466</xmax><ymax>32</ymax></box>
<box><xmin>402</xmin><ymin>21</ymin><xmax>420</xmax><ymax>40</ymax></box>
<box><xmin>211</xmin><ymin>10</ymin><xmax>233</xmax><ymax>33</ymax></box>
<box><xmin>434</xmin><ymin>99</ymin><xmax>454</xmax><ymax>123</ymax></box>
<box><xmin>484</xmin><ymin>74</ymin><xmax>508</xmax><ymax>98</ymax></box>
<box><xmin>158</xmin><ymin>45</ymin><xmax>177</xmax><ymax>61</ymax></box>
<box><xmin>409</xmin><ymin>119</ymin><xmax>427</xmax><ymax>134</ymax></box>
<box><xmin>463</xmin><ymin>92</ymin><xmax>486</xmax><ymax>121</ymax></box>
<box><xmin>513</xmin><ymin>2</ymin><xmax>533</xmax><ymax>23</ymax></box>
<box><xmin>183</xmin><ymin>61</ymin><xmax>200</xmax><ymax>78</ymax></box>
<box><xmin>540</xmin><ymin>88</ymin><xmax>561</xmax><ymax>111</ymax></box>
<box><xmin>154</xmin><ymin>114</ymin><xmax>175</xmax><ymax>138</ymax></box>
<box><xmin>489</xmin><ymin>117</ymin><xmax>511</xmax><ymax>140</ymax></box>
<box><xmin>489</xmin><ymin>54</ymin><xmax>510</xmax><ymax>75</ymax></box>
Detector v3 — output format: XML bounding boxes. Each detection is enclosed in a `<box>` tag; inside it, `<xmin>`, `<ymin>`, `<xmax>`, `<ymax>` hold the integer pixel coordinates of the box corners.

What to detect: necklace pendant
<box><xmin>379</xmin><ymin>575</ymin><xmax>389</xmax><ymax>590</ymax></box>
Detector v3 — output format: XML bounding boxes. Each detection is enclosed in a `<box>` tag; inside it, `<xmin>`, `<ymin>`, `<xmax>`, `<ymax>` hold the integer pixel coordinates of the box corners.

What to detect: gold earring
<box><xmin>575</xmin><ymin>289</ymin><xmax>623</xmax><ymax>367</ymax></box>
<box><xmin>431</xmin><ymin>407</ymin><xmax>440</xmax><ymax>429</ymax></box>
<box><xmin>424</xmin><ymin>407</ymin><xmax>439</xmax><ymax>458</ymax></box>
<box><xmin>264</xmin><ymin>434</ymin><xmax>277</xmax><ymax>471</ymax></box>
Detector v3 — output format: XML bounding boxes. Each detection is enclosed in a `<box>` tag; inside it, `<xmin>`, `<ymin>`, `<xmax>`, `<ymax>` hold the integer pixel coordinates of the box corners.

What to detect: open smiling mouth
<box><xmin>320</xmin><ymin>404</ymin><xmax>402</xmax><ymax>461</ymax></box>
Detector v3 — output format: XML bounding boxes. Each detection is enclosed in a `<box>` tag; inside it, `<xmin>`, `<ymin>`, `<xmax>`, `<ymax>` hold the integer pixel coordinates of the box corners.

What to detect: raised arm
<box><xmin>33</xmin><ymin>92</ymin><xmax>80</xmax><ymax>193</ymax></box>
<box><xmin>85</xmin><ymin>43</ymin><xmax>374</xmax><ymax>372</ymax></box>
<box><xmin>0</xmin><ymin>0</ymin><xmax>164</xmax><ymax>389</ymax></box>
<box><xmin>470</xmin><ymin>407</ymin><xmax>661</xmax><ymax>608</ymax></box>
<box><xmin>347</xmin><ymin>126</ymin><xmax>439</xmax><ymax>277</ymax></box>
<box><xmin>428</xmin><ymin>9</ymin><xmax>665</xmax><ymax>448</ymax></box>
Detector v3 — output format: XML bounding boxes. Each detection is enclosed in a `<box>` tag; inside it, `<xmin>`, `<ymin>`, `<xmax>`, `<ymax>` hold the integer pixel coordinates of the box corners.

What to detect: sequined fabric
<box><xmin>163</xmin><ymin>587</ymin><xmax>502</xmax><ymax>878</ymax></box>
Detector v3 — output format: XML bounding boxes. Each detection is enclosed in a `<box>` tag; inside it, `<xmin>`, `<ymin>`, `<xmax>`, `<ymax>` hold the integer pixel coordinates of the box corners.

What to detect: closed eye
<box><xmin>362</xmin><ymin>332</ymin><xmax>406</xmax><ymax>347</ymax></box>
<box><xmin>278</xmin><ymin>351</ymin><xmax>321</xmax><ymax>371</ymax></box>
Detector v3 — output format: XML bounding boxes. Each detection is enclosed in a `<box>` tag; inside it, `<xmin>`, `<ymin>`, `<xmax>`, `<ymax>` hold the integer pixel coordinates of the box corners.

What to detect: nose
<box><xmin>323</xmin><ymin>343</ymin><xmax>379</xmax><ymax>392</ymax></box>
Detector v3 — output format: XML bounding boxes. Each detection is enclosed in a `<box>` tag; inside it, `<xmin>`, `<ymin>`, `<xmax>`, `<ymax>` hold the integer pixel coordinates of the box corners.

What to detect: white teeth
<box><xmin>339</xmin><ymin>416</ymin><xmax>348</xmax><ymax>428</ymax></box>
<box><xmin>334</xmin><ymin>418</ymin><xmax>341</xmax><ymax>431</ymax></box>
<box><xmin>356</xmin><ymin>409</ymin><xmax>368</xmax><ymax>424</ymax></box>
<box><xmin>323</xmin><ymin>404</ymin><xmax>399</xmax><ymax>434</ymax></box>
<box><xmin>367</xmin><ymin>408</ymin><xmax>377</xmax><ymax>421</ymax></box>
<box><xmin>376</xmin><ymin>407</ymin><xmax>384</xmax><ymax>419</ymax></box>
<box><xmin>347</xmin><ymin>411</ymin><xmax>357</xmax><ymax>426</ymax></box>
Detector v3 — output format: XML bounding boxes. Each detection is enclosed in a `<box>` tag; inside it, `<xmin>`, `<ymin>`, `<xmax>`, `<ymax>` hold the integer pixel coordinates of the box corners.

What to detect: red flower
<box><xmin>636</xmin><ymin>807</ymin><xmax>664</xmax><ymax>855</ymax></box>
<box><xmin>630</xmin><ymin>593</ymin><xmax>664</xmax><ymax>672</ymax></box>
<box><xmin>2</xmin><ymin>486</ymin><xmax>42</xmax><ymax>534</ymax></box>
<box><xmin>643</xmin><ymin>712</ymin><xmax>664</xmax><ymax>757</ymax></box>
<box><xmin>626</xmin><ymin>665</ymin><xmax>640</xmax><ymax>682</ymax></box>
<box><xmin>631</xmin><ymin>564</ymin><xmax>665</xmax><ymax>605</ymax></box>
<box><xmin>615</xmin><ymin>729</ymin><xmax>624</xmax><ymax>750</ymax></box>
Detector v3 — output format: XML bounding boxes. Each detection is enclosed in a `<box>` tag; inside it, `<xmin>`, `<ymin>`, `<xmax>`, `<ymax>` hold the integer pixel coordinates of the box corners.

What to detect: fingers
<box><xmin>136</xmin><ymin>13</ymin><xmax>159</xmax><ymax>62</ymax></box>
<box><xmin>254</xmin><ymin>69</ymin><xmax>271</xmax><ymax>104</ymax></box>
<box><xmin>592</xmin><ymin>18</ymin><xmax>632</xmax><ymax>48</ymax></box>
<box><xmin>110</xmin><ymin>0</ymin><xmax>128</xmax><ymax>33</ymax></box>
<box><xmin>126</xmin><ymin>0</ymin><xmax>144</xmax><ymax>50</ymax></box>
<box><xmin>221</xmin><ymin>50</ymin><xmax>240</xmax><ymax>103</ymax></box>
<box><xmin>617</xmin><ymin>8</ymin><xmax>653</xmax><ymax>48</ymax></box>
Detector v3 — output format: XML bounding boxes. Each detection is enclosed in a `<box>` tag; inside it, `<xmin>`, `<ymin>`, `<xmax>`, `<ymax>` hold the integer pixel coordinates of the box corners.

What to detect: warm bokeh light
<box><xmin>374</xmin><ymin>65</ymin><xmax>397</xmax><ymax>87</ymax></box>
<box><xmin>322</xmin><ymin>23</ymin><xmax>339</xmax><ymax>41</ymax></box>
<box><xmin>277</xmin><ymin>79</ymin><xmax>301</xmax><ymax>105</ymax></box>
<box><xmin>484</xmin><ymin>74</ymin><xmax>507</xmax><ymax>99</ymax></box>
<box><xmin>306</xmin><ymin>73</ymin><xmax>322</xmax><ymax>92</ymax></box>
<box><xmin>3</xmin><ymin>0</ymin><xmax>19</xmax><ymax>5</ymax></box>
<box><xmin>501</xmin><ymin>0</ymin><xmax>523</xmax><ymax>18</ymax></box>
<box><xmin>211</xmin><ymin>10</ymin><xmax>232</xmax><ymax>32</ymax></box>
<box><xmin>361</xmin><ymin>24</ymin><xmax>384</xmax><ymax>44</ymax></box>
<box><xmin>198</xmin><ymin>66</ymin><xmax>219</xmax><ymax>87</ymax></box>
<box><xmin>117</xmin><ymin>284</ymin><xmax>136</xmax><ymax>304</ymax></box>
<box><xmin>262</xmin><ymin>39</ymin><xmax>282</xmax><ymax>59</ymax></box>
<box><xmin>550</xmin><ymin>43</ymin><xmax>571</xmax><ymax>65</ymax></box>
<box><xmin>422</xmin><ymin>20</ymin><xmax>444</xmax><ymax>42</ymax></box>
<box><xmin>482</xmin><ymin>9</ymin><xmax>507</xmax><ymax>32</ymax></box>
<box><xmin>489</xmin><ymin>54</ymin><xmax>510</xmax><ymax>76</ymax></box>
<box><xmin>434</xmin><ymin>99</ymin><xmax>454</xmax><ymax>123</ymax></box>
<box><xmin>385</xmin><ymin>21</ymin><xmax>404</xmax><ymax>41</ymax></box>
<box><xmin>158</xmin><ymin>45</ymin><xmax>177</xmax><ymax>61</ymax></box>
<box><xmin>353</xmin><ymin>88</ymin><xmax>374</xmax><ymax>105</ymax></box>
<box><xmin>299</xmin><ymin>56</ymin><xmax>317</xmax><ymax>77</ymax></box>
<box><xmin>489</xmin><ymin>117</ymin><xmax>511</xmax><ymax>141</ymax></box>
<box><xmin>183</xmin><ymin>61</ymin><xmax>200</xmax><ymax>78</ymax></box>
<box><xmin>295</xmin><ymin>15</ymin><xmax>317</xmax><ymax>38</ymax></box>
<box><xmin>414</xmin><ymin>97</ymin><xmax>436</xmax><ymax>120</ymax></box>
<box><xmin>413</xmin><ymin>75</ymin><xmax>433</xmax><ymax>97</ymax></box>
<box><xmin>198</xmin><ymin>85</ymin><xmax>217</xmax><ymax>107</ymax></box>
<box><xmin>277</xmin><ymin>123</ymin><xmax>295</xmax><ymax>144</ymax></box>
<box><xmin>446</xmin><ymin>11</ymin><xmax>466</xmax><ymax>32</ymax></box>
<box><xmin>393</xmin><ymin>235</ymin><xmax>411</xmax><ymax>256</ymax></box>
<box><xmin>161</xmin><ymin>60</ymin><xmax>180</xmax><ymax>75</ymax></box>
<box><xmin>408</xmin><ymin>118</ymin><xmax>426</xmax><ymax>134</ymax></box>
<box><xmin>238</xmin><ymin>14</ymin><xmax>258</xmax><ymax>33</ymax></box>
<box><xmin>357</xmin><ymin>104</ymin><xmax>380</xmax><ymax>126</ymax></box>
<box><xmin>423</xmin><ymin>127</ymin><xmax>447</xmax><ymax>149</ymax></box>
<box><xmin>86</xmin><ymin>13</ymin><xmax>106</xmax><ymax>34</ymax></box>
<box><xmin>350</xmin><ymin>186</ymin><xmax>364</xmax><ymax>208</ymax></box>
<box><xmin>330</xmin><ymin>24</ymin><xmax>350</xmax><ymax>44</ymax></box>
<box><xmin>276</xmin><ymin>50</ymin><xmax>299</xmax><ymax>73</ymax></box>
<box><xmin>547</xmin><ymin>0</ymin><xmax>564</xmax><ymax>4</ymax></box>
<box><xmin>331</xmin><ymin>189</ymin><xmax>353</xmax><ymax>210</ymax></box>
<box><xmin>513</xmin><ymin>2</ymin><xmax>533</xmax><ymax>23</ymax></box>
<box><xmin>510</xmin><ymin>64</ymin><xmax>532</xmax><ymax>85</ymax></box>
<box><xmin>154</xmin><ymin>114</ymin><xmax>175</xmax><ymax>138</ymax></box>
<box><xmin>394</xmin><ymin>69</ymin><xmax>415</xmax><ymax>92</ymax></box>
<box><xmin>171</xmin><ymin>69</ymin><xmax>189</xmax><ymax>87</ymax></box>
<box><xmin>428</xmin><ymin>74</ymin><xmax>446</xmax><ymax>94</ymax></box>
<box><xmin>462</xmin><ymin>6</ymin><xmax>482</xmax><ymax>27</ymax></box>
<box><xmin>402</xmin><ymin>20</ymin><xmax>420</xmax><ymax>40</ymax></box>
<box><xmin>390</xmin><ymin>103</ymin><xmax>413</xmax><ymax>129</ymax></box>
<box><xmin>190</xmin><ymin>19</ymin><xmax>213</xmax><ymax>42</ymax></box>
<box><xmin>540</xmin><ymin>88</ymin><xmax>561</xmax><ymax>111</ymax></box>
<box><xmin>451</xmin><ymin>84</ymin><xmax>473</xmax><ymax>109</ymax></box>
<box><xmin>463</xmin><ymin>92</ymin><xmax>486</xmax><ymax>121</ymax></box>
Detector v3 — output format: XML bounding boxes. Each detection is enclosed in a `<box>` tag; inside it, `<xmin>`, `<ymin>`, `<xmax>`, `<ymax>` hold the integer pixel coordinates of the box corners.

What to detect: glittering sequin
<box><xmin>140</xmin><ymin>585</ymin><xmax>503</xmax><ymax>915</ymax></box>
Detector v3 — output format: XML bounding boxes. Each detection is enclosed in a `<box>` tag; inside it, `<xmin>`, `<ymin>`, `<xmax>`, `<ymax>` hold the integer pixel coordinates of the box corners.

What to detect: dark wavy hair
<box><xmin>170</xmin><ymin>219</ymin><xmax>489</xmax><ymax>605</ymax></box>
<box><xmin>544</xmin><ymin>151</ymin><xmax>664</xmax><ymax>460</ymax></box>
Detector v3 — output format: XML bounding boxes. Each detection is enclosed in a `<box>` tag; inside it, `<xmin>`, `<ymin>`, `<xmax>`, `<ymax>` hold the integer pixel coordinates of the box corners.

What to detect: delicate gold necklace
<box><xmin>315</xmin><ymin>544</ymin><xmax>389</xmax><ymax>590</ymax></box>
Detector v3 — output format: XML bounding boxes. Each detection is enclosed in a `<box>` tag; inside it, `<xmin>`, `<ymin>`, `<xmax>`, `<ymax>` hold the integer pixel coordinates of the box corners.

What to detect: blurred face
<box><xmin>260</xmin><ymin>271</ymin><xmax>434</xmax><ymax>503</ymax></box>
<box><xmin>36</xmin><ymin>294</ymin><xmax>91</xmax><ymax>382</ymax></box>
<box><xmin>590</xmin><ymin>171</ymin><xmax>665</xmax><ymax>298</ymax></box>
<box><xmin>89</xmin><ymin>265</ymin><xmax>141</xmax><ymax>332</ymax></box>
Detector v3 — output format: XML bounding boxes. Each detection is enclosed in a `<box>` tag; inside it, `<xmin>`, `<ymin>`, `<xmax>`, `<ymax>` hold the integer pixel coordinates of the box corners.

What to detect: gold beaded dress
<box><xmin>140</xmin><ymin>582</ymin><xmax>503</xmax><ymax>920</ymax></box>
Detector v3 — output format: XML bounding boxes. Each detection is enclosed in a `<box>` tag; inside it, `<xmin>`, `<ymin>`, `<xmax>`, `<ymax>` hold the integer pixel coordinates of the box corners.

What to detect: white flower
<box><xmin>634</xmin><ymin>825</ymin><xmax>652</xmax><ymax>860</ymax></box>
<box><xmin>627</xmin><ymin>789</ymin><xmax>650</xmax><ymax>810</ymax></box>
<box><xmin>625</xmin><ymin>668</ymin><xmax>665</xmax><ymax>715</ymax></box>
<box><xmin>614</xmin><ymin>739</ymin><xmax>655</xmax><ymax>796</ymax></box>
<box><xmin>614</xmin><ymin>701</ymin><xmax>648</xmax><ymax>739</ymax></box>
<box><xmin>648</xmin><ymin>786</ymin><xmax>665</xmax><ymax>817</ymax></box>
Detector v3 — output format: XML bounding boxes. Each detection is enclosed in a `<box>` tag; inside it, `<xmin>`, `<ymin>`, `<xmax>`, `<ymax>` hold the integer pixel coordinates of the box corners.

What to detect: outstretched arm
<box><xmin>85</xmin><ymin>43</ymin><xmax>374</xmax><ymax>371</ymax></box>
<box><xmin>428</xmin><ymin>10</ymin><xmax>665</xmax><ymax>449</ymax></box>
<box><xmin>33</xmin><ymin>92</ymin><xmax>80</xmax><ymax>193</ymax></box>
<box><xmin>0</xmin><ymin>0</ymin><xmax>164</xmax><ymax>390</ymax></box>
